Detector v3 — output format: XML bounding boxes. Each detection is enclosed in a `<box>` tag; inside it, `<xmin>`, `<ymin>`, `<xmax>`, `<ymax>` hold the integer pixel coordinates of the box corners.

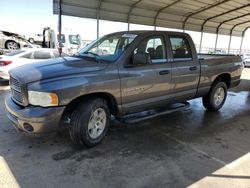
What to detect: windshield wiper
<box><xmin>83</xmin><ymin>51</ymin><xmax>99</xmax><ymax>57</ymax></box>
<box><xmin>77</xmin><ymin>51</ymin><xmax>103</xmax><ymax>63</ymax></box>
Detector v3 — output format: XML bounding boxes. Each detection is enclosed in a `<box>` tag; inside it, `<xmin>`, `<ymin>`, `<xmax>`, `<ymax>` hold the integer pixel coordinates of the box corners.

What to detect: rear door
<box><xmin>120</xmin><ymin>34</ymin><xmax>171</xmax><ymax>114</ymax></box>
<box><xmin>167</xmin><ymin>34</ymin><xmax>200</xmax><ymax>101</ymax></box>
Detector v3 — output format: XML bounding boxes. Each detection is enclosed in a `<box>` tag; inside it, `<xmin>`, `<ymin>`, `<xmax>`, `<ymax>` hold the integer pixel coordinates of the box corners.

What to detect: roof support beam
<box><xmin>240</xmin><ymin>26</ymin><xmax>250</xmax><ymax>54</ymax></box>
<box><xmin>228</xmin><ymin>21</ymin><xmax>250</xmax><ymax>53</ymax></box>
<box><xmin>127</xmin><ymin>0</ymin><xmax>143</xmax><ymax>30</ymax></box>
<box><xmin>214</xmin><ymin>13</ymin><xmax>250</xmax><ymax>53</ymax></box>
<box><xmin>200</xmin><ymin>3</ymin><xmax>250</xmax><ymax>33</ymax></box>
<box><xmin>183</xmin><ymin>0</ymin><xmax>230</xmax><ymax>30</ymax></box>
<box><xmin>216</xmin><ymin>13</ymin><xmax>250</xmax><ymax>35</ymax></box>
<box><xmin>153</xmin><ymin>0</ymin><xmax>181</xmax><ymax>27</ymax></box>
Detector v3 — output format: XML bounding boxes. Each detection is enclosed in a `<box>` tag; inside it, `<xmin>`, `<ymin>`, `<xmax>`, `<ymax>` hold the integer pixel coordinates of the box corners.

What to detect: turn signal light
<box><xmin>0</xmin><ymin>60</ymin><xmax>12</xmax><ymax>66</ymax></box>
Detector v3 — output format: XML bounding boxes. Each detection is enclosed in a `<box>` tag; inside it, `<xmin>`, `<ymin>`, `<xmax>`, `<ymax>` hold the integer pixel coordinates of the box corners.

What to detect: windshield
<box><xmin>77</xmin><ymin>33</ymin><xmax>137</xmax><ymax>62</ymax></box>
<box><xmin>69</xmin><ymin>34</ymin><xmax>81</xmax><ymax>45</ymax></box>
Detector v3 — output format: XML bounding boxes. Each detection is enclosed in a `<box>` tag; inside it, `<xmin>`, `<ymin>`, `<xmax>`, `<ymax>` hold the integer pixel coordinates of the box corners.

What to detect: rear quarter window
<box><xmin>33</xmin><ymin>51</ymin><xmax>52</xmax><ymax>59</ymax></box>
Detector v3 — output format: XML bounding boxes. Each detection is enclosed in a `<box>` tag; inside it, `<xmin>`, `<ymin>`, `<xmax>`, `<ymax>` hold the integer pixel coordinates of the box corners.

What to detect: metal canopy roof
<box><xmin>53</xmin><ymin>0</ymin><xmax>250</xmax><ymax>37</ymax></box>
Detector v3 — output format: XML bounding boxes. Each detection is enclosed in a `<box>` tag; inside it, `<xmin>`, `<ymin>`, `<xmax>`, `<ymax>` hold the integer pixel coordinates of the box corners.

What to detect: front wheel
<box><xmin>69</xmin><ymin>98</ymin><xmax>110</xmax><ymax>147</ymax></box>
<box><xmin>29</xmin><ymin>38</ymin><xmax>35</xmax><ymax>43</ymax></box>
<box><xmin>202</xmin><ymin>82</ymin><xmax>227</xmax><ymax>111</ymax></box>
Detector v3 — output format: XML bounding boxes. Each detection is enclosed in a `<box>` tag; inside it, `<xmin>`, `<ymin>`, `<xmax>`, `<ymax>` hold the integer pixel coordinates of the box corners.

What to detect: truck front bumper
<box><xmin>5</xmin><ymin>95</ymin><xmax>66</xmax><ymax>135</ymax></box>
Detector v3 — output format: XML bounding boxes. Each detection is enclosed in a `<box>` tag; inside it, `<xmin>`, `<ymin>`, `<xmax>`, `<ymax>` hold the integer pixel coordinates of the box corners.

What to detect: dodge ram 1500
<box><xmin>5</xmin><ymin>31</ymin><xmax>244</xmax><ymax>147</ymax></box>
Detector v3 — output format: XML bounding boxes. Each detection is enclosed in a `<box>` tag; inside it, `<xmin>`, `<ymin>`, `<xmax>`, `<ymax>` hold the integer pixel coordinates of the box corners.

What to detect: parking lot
<box><xmin>0</xmin><ymin>69</ymin><xmax>250</xmax><ymax>188</ymax></box>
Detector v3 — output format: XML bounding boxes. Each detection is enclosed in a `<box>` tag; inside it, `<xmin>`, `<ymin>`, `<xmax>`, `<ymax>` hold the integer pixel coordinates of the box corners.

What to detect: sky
<box><xmin>0</xmin><ymin>0</ymin><xmax>249</xmax><ymax>53</ymax></box>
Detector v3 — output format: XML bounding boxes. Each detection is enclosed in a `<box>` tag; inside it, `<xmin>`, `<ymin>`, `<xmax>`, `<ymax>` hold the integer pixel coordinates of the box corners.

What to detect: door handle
<box><xmin>189</xmin><ymin>66</ymin><xmax>197</xmax><ymax>71</ymax></box>
<box><xmin>159</xmin><ymin>70</ymin><xmax>170</xmax><ymax>75</ymax></box>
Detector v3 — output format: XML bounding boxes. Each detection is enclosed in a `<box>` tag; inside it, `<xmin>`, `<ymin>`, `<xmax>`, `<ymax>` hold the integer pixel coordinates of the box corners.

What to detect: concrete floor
<box><xmin>1</xmin><ymin>69</ymin><xmax>250</xmax><ymax>188</ymax></box>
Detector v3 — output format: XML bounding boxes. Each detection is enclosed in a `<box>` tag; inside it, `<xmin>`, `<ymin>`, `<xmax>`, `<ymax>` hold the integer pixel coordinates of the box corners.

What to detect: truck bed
<box><xmin>198</xmin><ymin>54</ymin><xmax>242</xmax><ymax>65</ymax></box>
<box><xmin>198</xmin><ymin>53</ymin><xmax>239</xmax><ymax>60</ymax></box>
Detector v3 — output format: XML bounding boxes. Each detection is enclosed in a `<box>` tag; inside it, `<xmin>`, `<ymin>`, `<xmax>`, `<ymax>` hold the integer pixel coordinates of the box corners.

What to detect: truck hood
<box><xmin>10</xmin><ymin>56</ymin><xmax>108</xmax><ymax>83</ymax></box>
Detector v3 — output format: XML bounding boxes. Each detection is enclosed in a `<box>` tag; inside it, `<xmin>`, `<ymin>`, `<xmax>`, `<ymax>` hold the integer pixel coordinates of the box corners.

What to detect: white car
<box><xmin>0</xmin><ymin>49</ymin><xmax>66</xmax><ymax>80</ymax></box>
<box><xmin>0</xmin><ymin>30</ymin><xmax>41</xmax><ymax>50</ymax></box>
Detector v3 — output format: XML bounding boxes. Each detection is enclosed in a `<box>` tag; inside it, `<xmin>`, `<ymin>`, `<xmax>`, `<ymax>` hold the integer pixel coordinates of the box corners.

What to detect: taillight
<box><xmin>0</xmin><ymin>60</ymin><xmax>12</xmax><ymax>66</ymax></box>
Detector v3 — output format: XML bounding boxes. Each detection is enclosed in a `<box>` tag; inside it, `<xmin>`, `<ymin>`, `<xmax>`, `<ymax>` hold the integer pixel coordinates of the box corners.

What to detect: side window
<box><xmin>33</xmin><ymin>51</ymin><xmax>51</xmax><ymax>59</ymax></box>
<box><xmin>57</xmin><ymin>34</ymin><xmax>65</xmax><ymax>43</ymax></box>
<box><xmin>134</xmin><ymin>36</ymin><xmax>166</xmax><ymax>64</ymax></box>
<box><xmin>21</xmin><ymin>52</ymin><xmax>33</xmax><ymax>59</ymax></box>
<box><xmin>169</xmin><ymin>36</ymin><xmax>192</xmax><ymax>61</ymax></box>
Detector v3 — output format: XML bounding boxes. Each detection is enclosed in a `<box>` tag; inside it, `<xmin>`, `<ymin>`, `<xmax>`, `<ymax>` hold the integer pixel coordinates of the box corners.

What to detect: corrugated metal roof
<box><xmin>53</xmin><ymin>0</ymin><xmax>250</xmax><ymax>37</ymax></box>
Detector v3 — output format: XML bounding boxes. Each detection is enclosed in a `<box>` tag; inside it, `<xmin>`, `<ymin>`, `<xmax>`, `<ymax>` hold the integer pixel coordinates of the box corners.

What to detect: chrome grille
<box><xmin>10</xmin><ymin>76</ymin><xmax>24</xmax><ymax>105</ymax></box>
<box><xmin>10</xmin><ymin>76</ymin><xmax>21</xmax><ymax>92</ymax></box>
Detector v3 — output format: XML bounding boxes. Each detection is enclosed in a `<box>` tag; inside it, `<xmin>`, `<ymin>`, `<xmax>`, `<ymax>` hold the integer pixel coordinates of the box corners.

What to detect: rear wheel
<box><xmin>69</xmin><ymin>98</ymin><xmax>110</xmax><ymax>147</ymax></box>
<box><xmin>5</xmin><ymin>41</ymin><xmax>20</xmax><ymax>50</ymax></box>
<box><xmin>202</xmin><ymin>82</ymin><xmax>227</xmax><ymax>111</ymax></box>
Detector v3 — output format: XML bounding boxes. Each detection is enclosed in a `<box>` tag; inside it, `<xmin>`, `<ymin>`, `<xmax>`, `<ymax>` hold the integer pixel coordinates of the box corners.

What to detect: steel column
<box><xmin>239</xmin><ymin>36</ymin><xmax>244</xmax><ymax>54</ymax></box>
<box><xmin>58</xmin><ymin>0</ymin><xmax>62</xmax><ymax>55</ymax></box>
<box><xmin>199</xmin><ymin>32</ymin><xmax>203</xmax><ymax>53</ymax></box>
<box><xmin>96</xmin><ymin>0</ymin><xmax>102</xmax><ymax>39</ymax></box>
<box><xmin>97</xmin><ymin>18</ymin><xmax>99</xmax><ymax>39</ymax></box>
<box><xmin>214</xmin><ymin>33</ymin><xmax>218</xmax><ymax>52</ymax></box>
<box><xmin>227</xmin><ymin>35</ymin><xmax>232</xmax><ymax>54</ymax></box>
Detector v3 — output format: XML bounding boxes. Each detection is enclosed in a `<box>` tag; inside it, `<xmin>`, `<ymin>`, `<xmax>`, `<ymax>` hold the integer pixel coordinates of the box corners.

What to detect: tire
<box><xmin>202</xmin><ymin>82</ymin><xmax>227</xmax><ymax>111</ymax></box>
<box><xmin>5</xmin><ymin>41</ymin><xmax>20</xmax><ymax>50</ymax></box>
<box><xmin>29</xmin><ymin>38</ymin><xmax>35</xmax><ymax>43</ymax></box>
<box><xmin>69</xmin><ymin>98</ymin><xmax>110</xmax><ymax>147</ymax></box>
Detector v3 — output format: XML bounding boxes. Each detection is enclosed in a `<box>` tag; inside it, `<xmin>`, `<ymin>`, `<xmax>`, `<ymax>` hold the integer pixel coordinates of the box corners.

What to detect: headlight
<box><xmin>28</xmin><ymin>91</ymin><xmax>59</xmax><ymax>107</ymax></box>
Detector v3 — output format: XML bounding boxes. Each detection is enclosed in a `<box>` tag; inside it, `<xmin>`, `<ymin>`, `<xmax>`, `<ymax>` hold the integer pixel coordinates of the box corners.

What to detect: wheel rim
<box><xmin>87</xmin><ymin>108</ymin><xmax>107</xmax><ymax>139</ymax></box>
<box><xmin>213</xmin><ymin>87</ymin><xmax>225</xmax><ymax>106</ymax></box>
<box><xmin>7</xmin><ymin>42</ymin><xmax>18</xmax><ymax>50</ymax></box>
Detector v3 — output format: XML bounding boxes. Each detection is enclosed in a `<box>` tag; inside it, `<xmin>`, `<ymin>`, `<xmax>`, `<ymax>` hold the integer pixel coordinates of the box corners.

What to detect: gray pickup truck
<box><xmin>5</xmin><ymin>31</ymin><xmax>243</xmax><ymax>147</ymax></box>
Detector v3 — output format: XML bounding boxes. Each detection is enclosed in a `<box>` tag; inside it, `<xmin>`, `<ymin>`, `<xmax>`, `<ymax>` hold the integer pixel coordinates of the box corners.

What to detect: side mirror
<box><xmin>133</xmin><ymin>53</ymin><xmax>151</xmax><ymax>65</ymax></box>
